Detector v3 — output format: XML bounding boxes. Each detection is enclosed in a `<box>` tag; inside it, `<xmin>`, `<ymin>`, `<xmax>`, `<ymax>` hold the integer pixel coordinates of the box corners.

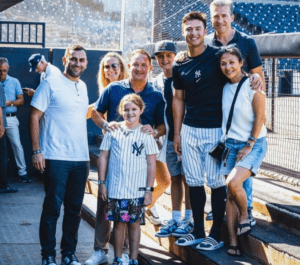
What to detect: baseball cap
<box><xmin>151</xmin><ymin>40</ymin><xmax>177</xmax><ymax>59</ymax></box>
<box><xmin>28</xmin><ymin>54</ymin><xmax>43</xmax><ymax>72</ymax></box>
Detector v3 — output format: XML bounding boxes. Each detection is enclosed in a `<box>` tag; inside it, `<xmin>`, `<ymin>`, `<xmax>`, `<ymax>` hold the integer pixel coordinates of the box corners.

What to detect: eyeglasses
<box><xmin>104</xmin><ymin>63</ymin><xmax>120</xmax><ymax>70</ymax></box>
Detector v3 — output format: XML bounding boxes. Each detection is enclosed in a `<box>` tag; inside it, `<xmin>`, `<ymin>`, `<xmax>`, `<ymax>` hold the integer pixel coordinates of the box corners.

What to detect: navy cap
<box><xmin>28</xmin><ymin>54</ymin><xmax>43</xmax><ymax>72</ymax></box>
<box><xmin>151</xmin><ymin>40</ymin><xmax>177</xmax><ymax>59</ymax></box>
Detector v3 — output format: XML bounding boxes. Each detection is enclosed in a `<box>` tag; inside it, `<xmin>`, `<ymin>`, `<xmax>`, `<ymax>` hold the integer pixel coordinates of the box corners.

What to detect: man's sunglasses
<box><xmin>104</xmin><ymin>63</ymin><xmax>120</xmax><ymax>70</ymax></box>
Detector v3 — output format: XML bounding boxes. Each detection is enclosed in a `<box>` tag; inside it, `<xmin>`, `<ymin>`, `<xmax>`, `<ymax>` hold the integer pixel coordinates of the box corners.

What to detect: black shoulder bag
<box><xmin>209</xmin><ymin>76</ymin><xmax>248</xmax><ymax>165</ymax></box>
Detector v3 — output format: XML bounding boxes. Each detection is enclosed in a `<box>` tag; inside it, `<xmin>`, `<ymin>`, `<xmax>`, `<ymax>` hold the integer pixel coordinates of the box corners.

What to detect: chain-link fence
<box><xmin>263</xmin><ymin>58</ymin><xmax>300</xmax><ymax>178</ymax></box>
<box><xmin>153</xmin><ymin>0</ymin><xmax>213</xmax><ymax>42</ymax></box>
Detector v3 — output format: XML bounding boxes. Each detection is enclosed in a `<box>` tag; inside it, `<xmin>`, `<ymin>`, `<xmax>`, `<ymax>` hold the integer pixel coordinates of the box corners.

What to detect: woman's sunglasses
<box><xmin>104</xmin><ymin>63</ymin><xmax>120</xmax><ymax>70</ymax></box>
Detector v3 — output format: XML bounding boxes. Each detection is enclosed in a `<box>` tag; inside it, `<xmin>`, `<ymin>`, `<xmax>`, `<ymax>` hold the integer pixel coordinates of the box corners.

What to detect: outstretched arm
<box><xmin>144</xmin><ymin>154</ymin><xmax>156</xmax><ymax>206</ymax></box>
<box><xmin>29</xmin><ymin>107</ymin><xmax>45</xmax><ymax>171</ymax></box>
<box><xmin>172</xmin><ymin>89</ymin><xmax>185</xmax><ymax>155</ymax></box>
<box><xmin>236</xmin><ymin>92</ymin><xmax>266</xmax><ymax>162</ymax></box>
<box><xmin>91</xmin><ymin>108</ymin><xmax>120</xmax><ymax>132</ymax></box>
<box><xmin>98</xmin><ymin>150</ymin><xmax>110</xmax><ymax>201</ymax></box>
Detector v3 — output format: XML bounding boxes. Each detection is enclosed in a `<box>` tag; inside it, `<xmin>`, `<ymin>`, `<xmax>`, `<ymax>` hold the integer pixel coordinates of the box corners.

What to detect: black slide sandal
<box><xmin>228</xmin><ymin>246</ymin><xmax>242</xmax><ymax>256</ymax></box>
<box><xmin>237</xmin><ymin>221</ymin><xmax>251</xmax><ymax>236</ymax></box>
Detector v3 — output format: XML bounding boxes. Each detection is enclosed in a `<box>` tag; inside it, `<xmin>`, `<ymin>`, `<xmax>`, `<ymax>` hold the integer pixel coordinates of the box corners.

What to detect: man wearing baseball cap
<box><xmin>152</xmin><ymin>40</ymin><xmax>194</xmax><ymax>239</ymax></box>
<box><xmin>24</xmin><ymin>54</ymin><xmax>61</xmax><ymax>97</ymax></box>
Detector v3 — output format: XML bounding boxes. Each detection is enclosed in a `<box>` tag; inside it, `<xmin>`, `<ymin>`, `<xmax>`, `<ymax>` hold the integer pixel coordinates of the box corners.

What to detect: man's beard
<box><xmin>66</xmin><ymin>66</ymin><xmax>84</xmax><ymax>78</ymax></box>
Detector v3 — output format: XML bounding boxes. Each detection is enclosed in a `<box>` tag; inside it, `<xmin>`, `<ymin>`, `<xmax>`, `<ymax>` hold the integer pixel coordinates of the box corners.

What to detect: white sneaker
<box><xmin>84</xmin><ymin>250</ymin><xmax>108</xmax><ymax>265</ymax></box>
<box><xmin>146</xmin><ymin>205</ymin><xmax>162</xmax><ymax>225</ymax></box>
<box><xmin>122</xmin><ymin>253</ymin><xmax>129</xmax><ymax>265</ymax></box>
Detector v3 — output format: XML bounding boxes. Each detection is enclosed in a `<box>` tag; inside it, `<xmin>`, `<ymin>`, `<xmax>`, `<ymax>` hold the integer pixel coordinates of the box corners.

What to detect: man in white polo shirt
<box><xmin>30</xmin><ymin>44</ymin><xmax>89</xmax><ymax>265</ymax></box>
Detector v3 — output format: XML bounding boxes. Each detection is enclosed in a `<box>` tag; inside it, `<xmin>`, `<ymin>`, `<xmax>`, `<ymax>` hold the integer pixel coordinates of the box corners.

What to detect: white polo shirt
<box><xmin>100</xmin><ymin>123</ymin><xmax>159</xmax><ymax>199</ymax></box>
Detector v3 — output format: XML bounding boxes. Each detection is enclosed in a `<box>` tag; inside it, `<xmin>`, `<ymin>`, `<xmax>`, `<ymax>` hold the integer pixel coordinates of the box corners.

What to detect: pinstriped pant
<box><xmin>181</xmin><ymin>124</ymin><xmax>225</xmax><ymax>188</ymax></box>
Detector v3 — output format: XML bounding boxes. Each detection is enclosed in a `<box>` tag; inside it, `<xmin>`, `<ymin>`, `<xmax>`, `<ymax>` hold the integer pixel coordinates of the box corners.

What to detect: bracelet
<box><xmin>249</xmin><ymin>135</ymin><xmax>257</xmax><ymax>142</ymax></box>
<box><xmin>98</xmin><ymin>180</ymin><xmax>106</xmax><ymax>185</ymax></box>
<box><xmin>32</xmin><ymin>150</ymin><xmax>41</xmax><ymax>155</ymax></box>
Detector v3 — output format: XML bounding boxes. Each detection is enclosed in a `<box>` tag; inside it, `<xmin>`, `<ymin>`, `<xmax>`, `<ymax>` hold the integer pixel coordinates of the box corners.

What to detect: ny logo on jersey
<box><xmin>132</xmin><ymin>141</ymin><xmax>145</xmax><ymax>156</ymax></box>
<box><xmin>195</xmin><ymin>70</ymin><xmax>201</xmax><ymax>82</ymax></box>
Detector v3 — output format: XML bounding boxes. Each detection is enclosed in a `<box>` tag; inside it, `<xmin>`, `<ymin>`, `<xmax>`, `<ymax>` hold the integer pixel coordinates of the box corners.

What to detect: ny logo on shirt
<box><xmin>132</xmin><ymin>141</ymin><xmax>145</xmax><ymax>156</ymax></box>
<box><xmin>195</xmin><ymin>70</ymin><xmax>201</xmax><ymax>82</ymax></box>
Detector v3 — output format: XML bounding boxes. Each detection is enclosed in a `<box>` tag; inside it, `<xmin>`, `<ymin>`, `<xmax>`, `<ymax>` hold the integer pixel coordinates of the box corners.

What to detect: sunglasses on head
<box><xmin>104</xmin><ymin>63</ymin><xmax>119</xmax><ymax>70</ymax></box>
<box><xmin>219</xmin><ymin>43</ymin><xmax>238</xmax><ymax>53</ymax></box>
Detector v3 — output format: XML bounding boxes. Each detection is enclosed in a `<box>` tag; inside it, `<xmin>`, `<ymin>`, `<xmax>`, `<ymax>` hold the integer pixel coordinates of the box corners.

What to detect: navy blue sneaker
<box><xmin>112</xmin><ymin>257</ymin><xmax>123</xmax><ymax>265</ymax></box>
<box><xmin>60</xmin><ymin>253</ymin><xmax>81</xmax><ymax>265</ymax></box>
<box><xmin>155</xmin><ymin>219</ymin><xmax>178</xmax><ymax>238</ymax></box>
<box><xmin>42</xmin><ymin>255</ymin><xmax>56</xmax><ymax>265</ymax></box>
<box><xmin>172</xmin><ymin>220</ymin><xmax>194</xmax><ymax>237</ymax></box>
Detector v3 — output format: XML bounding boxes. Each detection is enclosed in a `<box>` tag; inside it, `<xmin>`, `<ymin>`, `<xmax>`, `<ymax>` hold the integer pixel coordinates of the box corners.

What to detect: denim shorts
<box><xmin>166</xmin><ymin>140</ymin><xmax>184</xmax><ymax>177</ymax></box>
<box><xmin>220</xmin><ymin>137</ymin><xmax>267</xmax><ymax>176</ymax></box>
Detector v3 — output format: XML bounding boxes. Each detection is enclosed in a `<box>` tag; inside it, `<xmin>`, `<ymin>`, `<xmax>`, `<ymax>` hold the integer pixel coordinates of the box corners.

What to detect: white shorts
<box><xmin>181</xmin><ymin>124</ymin><xmax>225</xmax><ymax>188</ymax></box>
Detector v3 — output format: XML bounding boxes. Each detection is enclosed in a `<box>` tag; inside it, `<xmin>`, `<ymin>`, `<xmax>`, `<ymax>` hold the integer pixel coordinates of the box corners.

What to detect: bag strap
<box><xmin>225</xmin><ymin>76</ymin><xmax>248</xmax><ymax>136</ymax></box>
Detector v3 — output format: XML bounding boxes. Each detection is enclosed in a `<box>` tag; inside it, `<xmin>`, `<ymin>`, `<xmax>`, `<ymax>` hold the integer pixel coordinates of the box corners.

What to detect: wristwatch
<box><xmin>10</xmin><ymin>103</ymin><xmax>13</xmax><ymax>107</ymax></box>
<box><xmin>153</xmin><ymin>129</ymin><xmax>158</xmax><ymax>137</ymax></box>
<box><xmin>145</xmin><ymin>186</ymin><xmax>154</xmax><ymax>192</ymax></box>
<box><xmin>98</xmin><ymin>180</ymin><xmax>106</xmax><ymax>185</ymax></box>
<box><xmin>249</xmin><ymin>135</ymin><xmax>257</xmax><ymax>142</ymax></box>
<box><xmin>246</xmin><ymin>141</ymin><xmax>254</xmax><ymax>147</ymax></box>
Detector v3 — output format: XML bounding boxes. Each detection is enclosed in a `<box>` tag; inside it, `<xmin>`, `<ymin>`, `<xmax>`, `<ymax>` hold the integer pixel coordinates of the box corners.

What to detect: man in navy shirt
<box><xmin>87</xmin><ymin>49</ymin><xmax>167</xmax><ymax>265</ymax></box>
<box><xmin>172</xmin><ymin>11</ymin><xmax>227</xmax><ymax>251</ymax></box>
<box><xmin>205</xmin><ymin>0</ymin><xmax>265</xmax><ymax>226</ymax></box>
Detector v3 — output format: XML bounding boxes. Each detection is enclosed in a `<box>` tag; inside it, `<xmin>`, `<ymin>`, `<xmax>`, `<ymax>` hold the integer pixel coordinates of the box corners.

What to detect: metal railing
<box><xmin>0</xmin><ymin>21</ymin><xmax>45</xmax><ymax>47</ymax></box>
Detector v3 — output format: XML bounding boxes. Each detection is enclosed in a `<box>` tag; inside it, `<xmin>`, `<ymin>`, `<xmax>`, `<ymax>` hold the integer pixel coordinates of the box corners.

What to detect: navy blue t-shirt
<box><xmin>205</xmin><ymin>30</ymin><xmax>262</xmax><ymax>72</ymax></box>
<box><xmin>95</xmin><ymin>78</ymin><xmax>165</xmax><ymax>127</ymax></box>
<box><xmin>172</xmin><ymin>45</ymin><xmax>227</xmax><ymax>128</ymax></box>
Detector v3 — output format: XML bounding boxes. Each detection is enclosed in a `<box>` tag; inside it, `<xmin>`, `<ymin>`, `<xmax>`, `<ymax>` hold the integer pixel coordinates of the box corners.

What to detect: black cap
<box><xmin>151</xmin><ymin>40</ymin><xmax>177</xmax><ymax>59</ymax></box>
<box><xmin>28</xmin><ymin>54</ymin><xmax>43</xmax><ymax>72</ymax></box>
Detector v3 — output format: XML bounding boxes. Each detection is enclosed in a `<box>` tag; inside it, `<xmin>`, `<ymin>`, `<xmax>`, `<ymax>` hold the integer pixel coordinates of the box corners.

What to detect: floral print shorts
<box><xmin>106</xmin><ymin>197</ymin><xmax>144</xmax><ymax>224</ymax></box>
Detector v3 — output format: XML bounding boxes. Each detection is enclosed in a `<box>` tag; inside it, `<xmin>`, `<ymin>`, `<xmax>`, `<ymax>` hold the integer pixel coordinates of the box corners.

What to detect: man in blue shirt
<box><xmin>0</xmin><ymin>82</ymin><xmax>18</xmax><ymax>193</ymax></box>
<box><xmin>86</xmin><ymin>49</ymin><xmax>166</xmax><ymax>265</ymax></box>
<box><xmin>0</xmin><ymin>58</ymin><xmax>31</xmax><ymax>183</ymax></box>
<box><xmin>204</xmin><ymin>0</ymin><xmax>265</xmax><ymax>226</ymax></box>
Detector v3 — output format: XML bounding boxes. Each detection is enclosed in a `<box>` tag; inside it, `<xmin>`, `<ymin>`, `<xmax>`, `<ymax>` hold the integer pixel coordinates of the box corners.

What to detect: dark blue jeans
<box><xmin>0</xmin><ymin>134</ymin><xmax>8</xmax><ymax>189</ymax></box>
<box><xmin>39</xmin><ymin>160</ymin><xmax>89</xmax><ymax>258</ymax></box>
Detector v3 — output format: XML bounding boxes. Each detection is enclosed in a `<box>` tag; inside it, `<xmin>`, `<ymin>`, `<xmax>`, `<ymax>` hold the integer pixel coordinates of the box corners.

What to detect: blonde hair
<box><xmin>118</xmin><ymin>94</ymin><xmax>145</xmax><ymax>115</ymax></box>
<box><xmin>97</xmin><ymin>52</ymin><xmax>128</xmax><ymax>95</ymax></box>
